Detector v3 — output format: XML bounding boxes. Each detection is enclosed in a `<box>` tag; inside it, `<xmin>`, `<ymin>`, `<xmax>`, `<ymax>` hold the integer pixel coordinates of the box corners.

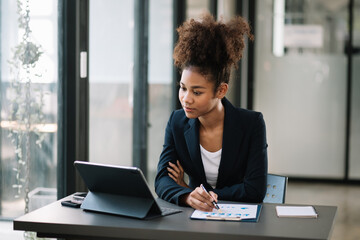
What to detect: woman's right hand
<box><xmin>180</xmin><ymin>186</ymin><xmax>218</xmax><ymax>211</ymax></box>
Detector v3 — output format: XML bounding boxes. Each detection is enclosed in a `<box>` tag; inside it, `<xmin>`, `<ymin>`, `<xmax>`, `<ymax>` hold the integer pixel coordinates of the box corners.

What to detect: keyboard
<box><xmin>160</xmin><ymin>206</ymin><xmax>182</xmax><ymax>216</ymax></box>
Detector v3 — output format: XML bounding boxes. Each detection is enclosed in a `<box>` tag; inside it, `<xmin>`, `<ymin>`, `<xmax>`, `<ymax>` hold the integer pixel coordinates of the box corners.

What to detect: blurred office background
<box><xmin>0</xmin><ymin>0</ymin><xmax>359</xmax><ymax>239</ymax></box>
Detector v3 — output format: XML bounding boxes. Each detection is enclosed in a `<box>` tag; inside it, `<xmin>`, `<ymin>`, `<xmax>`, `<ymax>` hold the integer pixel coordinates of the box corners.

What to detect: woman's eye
<box><xmin>180</xmin><ymin>87</ymin><xmax>186</xmax><ymax>91</ymax></box>
<box><xmin>193</xmin><ymin>91</ymin><xmax>203</xmax><ymax>96</ymax></box>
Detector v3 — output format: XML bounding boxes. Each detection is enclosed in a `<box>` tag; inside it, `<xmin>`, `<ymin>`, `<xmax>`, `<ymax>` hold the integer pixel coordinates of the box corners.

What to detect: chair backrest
<box><xmin>263</xmin><ymin>174</ymin><xmax>288</xmax><ymax>204</ymax></box>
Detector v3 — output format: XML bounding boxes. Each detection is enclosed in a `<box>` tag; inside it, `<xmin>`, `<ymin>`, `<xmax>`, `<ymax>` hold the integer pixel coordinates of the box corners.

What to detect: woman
<box><xmin>155</xmin><ymin>13</ymin><xmax>268</xmax><ymax>212</ymax></box>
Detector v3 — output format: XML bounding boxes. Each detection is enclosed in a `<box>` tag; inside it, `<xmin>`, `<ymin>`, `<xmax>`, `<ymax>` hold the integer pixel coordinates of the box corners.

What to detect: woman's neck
<box><xmin>198</xmin><ymin>100</ymin><xmax>225</xmax><ymax>131</ymax></box>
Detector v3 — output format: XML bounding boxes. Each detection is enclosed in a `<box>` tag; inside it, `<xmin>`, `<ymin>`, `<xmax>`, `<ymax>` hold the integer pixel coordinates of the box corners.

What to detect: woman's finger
<box><xmin>190</xmin><ymin>199</ymin><xmax>213</xmax><ymax>212</ymax></box>
<box><xmin>168</xmin><ymin>173</ymin><xmax>177</xmax><ymax>182</ymax></box>
<box><xmin>209</xmin><ymin>191</ymin><xmax>218</xmax><ymax>202</ymax></box>
<box><xmin>167</xmin><ymin>167</ymin><xmax>179</xmax><ymax>178</ymax></box>
<box><xmin>188</xmin><ymin>192</ymin><xmax>214</xmax><ymax>211</ymax></box>
<box><xmin>168</xmin><ymin>162</ymin><xmax>180</xmax><ymax>174</ymax></box>
<box><xmin>194</xmin><ymin>187</ymin><xmax>215</xmax><ymax>208</ymax></box>
<box><xmin>176</xmin><ymin>160</ymin><xmax>184</xmax><ymax>172</ymax></box>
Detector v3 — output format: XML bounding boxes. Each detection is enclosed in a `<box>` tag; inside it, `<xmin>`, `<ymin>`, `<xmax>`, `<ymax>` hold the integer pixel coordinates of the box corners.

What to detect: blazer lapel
<box><xmin>216</xmin><ymin>98</ymin><xmax>242</xmax><ymax>188</ymax></box>
<box><xmin>184</xmin><ymin>118</ymin><xmax>207</xmax><ymax>183</ymax></box>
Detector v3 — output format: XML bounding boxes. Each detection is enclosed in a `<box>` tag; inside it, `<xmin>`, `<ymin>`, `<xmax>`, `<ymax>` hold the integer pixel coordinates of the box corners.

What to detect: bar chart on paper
<box><xmin>190</xmin><ymin>204</ymin><xmax>260</xmax><ymax>221</ymax></box>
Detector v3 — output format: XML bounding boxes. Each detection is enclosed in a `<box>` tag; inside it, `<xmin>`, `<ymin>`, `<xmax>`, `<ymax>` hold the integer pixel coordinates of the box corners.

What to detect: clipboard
<box><xmin>190</xmin><ymin>204</ymin><xmax>262</xmax><ymax>222</ymax></box>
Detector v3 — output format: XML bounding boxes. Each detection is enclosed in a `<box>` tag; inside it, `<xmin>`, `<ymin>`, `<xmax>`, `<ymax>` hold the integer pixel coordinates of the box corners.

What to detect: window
<box><xmin>254</xmin><ymin>0</ymin><xmax>349</xmax><ymax>178</ymax></box>
<box><xmin>0</xmin><ymin>0</ymin><xmax>59</xmax><ymax>234</ymax></box>
<box><xmin>88</xmin><ymin>0</ymin><xmax>134</xmax><ymax>167</ymax></box>
<box><xmin>148</xmin><ymin>0</ymin><xmax>173</xmax><ymax>185</ymax></box>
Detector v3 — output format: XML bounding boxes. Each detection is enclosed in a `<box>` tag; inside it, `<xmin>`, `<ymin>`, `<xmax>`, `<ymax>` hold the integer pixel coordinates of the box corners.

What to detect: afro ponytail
<box><xmin>173</xmin><ymin>12</ymin><xmax>253</xmax><ymax>89</ymax></box>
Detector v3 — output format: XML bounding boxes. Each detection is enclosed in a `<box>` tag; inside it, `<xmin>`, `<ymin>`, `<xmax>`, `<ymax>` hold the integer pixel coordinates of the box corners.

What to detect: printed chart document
<box><xmin>191</xmin><ymin>204</ymin><xmax>260</xmax><ymax>222</ymax></box>
<box><xmin>276</xmin><ymin>206</ymin><xmax>318</xmax><ymax>218</ymax></box>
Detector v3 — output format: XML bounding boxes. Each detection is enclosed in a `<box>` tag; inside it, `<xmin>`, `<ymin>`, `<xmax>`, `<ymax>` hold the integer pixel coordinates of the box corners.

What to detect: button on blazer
<box><xmin>155</xmin><ymin>98</ymin><xmax>268</xmax><ymax>205</ymax></box>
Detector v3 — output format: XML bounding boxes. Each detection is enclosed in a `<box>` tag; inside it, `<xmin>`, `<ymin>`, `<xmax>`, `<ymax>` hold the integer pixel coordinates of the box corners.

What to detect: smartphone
<box><xmin>61</xmin><ymin>200</ymin><xmax>81</xmax><ymax>208</ymax></box>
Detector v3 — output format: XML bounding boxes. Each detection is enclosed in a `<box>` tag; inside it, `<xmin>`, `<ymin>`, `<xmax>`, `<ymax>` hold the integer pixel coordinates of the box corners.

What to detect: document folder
<box><xmin>190</xmin><ymin>204</ymin><xmax>262</xmax><ymax>222</ymax></box>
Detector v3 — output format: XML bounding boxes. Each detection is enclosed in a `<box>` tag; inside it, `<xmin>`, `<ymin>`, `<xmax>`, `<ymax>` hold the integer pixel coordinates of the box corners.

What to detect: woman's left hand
<box><xmin>167</xmin><ymin>160</ymin><xmax>189</xmax><ymax>188</ymax></box>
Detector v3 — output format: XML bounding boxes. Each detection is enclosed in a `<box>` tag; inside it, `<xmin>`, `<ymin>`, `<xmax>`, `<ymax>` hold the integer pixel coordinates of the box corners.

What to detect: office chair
<box><xmin>263</xmin><ymin>174</ymin><xmax>288</xmax><ymax>204</ymax></box>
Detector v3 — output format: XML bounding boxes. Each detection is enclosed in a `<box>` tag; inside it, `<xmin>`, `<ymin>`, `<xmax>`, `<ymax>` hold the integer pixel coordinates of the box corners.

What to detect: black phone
<box><xmin>61</xmin><ymin>200</ymin><xmax>81</xmax><ymax>208</ymax></box>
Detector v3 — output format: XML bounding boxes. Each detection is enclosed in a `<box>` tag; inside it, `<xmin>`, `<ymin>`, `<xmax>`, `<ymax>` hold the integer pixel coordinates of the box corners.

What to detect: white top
<box><xmin>200</xmin><ymin>144</ymin><xmax>222</xmax><ymax>189</ymax></box>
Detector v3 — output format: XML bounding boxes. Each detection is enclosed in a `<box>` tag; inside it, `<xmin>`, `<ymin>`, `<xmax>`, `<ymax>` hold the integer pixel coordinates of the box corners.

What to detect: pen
<box><xmin>200</xmin><ymin>184</ymin><xmax>220</xmax><ymax>210</ymax></box>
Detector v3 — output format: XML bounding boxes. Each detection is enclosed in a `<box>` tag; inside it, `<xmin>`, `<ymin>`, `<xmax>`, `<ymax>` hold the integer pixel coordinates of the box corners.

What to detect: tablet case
<box><xmin>74</xmin><ymin>161</ymin><xmax>167</xmax><ymax>219</ymax></box>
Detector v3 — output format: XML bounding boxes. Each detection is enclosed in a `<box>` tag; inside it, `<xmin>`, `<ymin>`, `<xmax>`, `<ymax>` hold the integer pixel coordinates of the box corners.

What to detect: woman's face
<box><xmin>178</xmin><ymin>68</ymin><xmax>221</xmax><ymax>119</ymax></box>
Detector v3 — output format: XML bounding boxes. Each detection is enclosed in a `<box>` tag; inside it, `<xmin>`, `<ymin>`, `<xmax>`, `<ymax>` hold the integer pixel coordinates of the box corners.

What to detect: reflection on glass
<box><xmin>0</xmin><ymin>0</ymin><xmax>59</xmax><ymax>220</ymax></box>
<box><xmin>187</xmin><ymin>0</ymin><xmax>210</xmax><ymax>19</ymax></box>
<box><xmin>272</xmin><ymin>0</ymin><xmax>348</xmax><ymax>56</ymax></box>
<box><xmin>254</xmin><ymin>0</ymin><xmax>349</xmax><ymax>178</ymax></box>
<box><xmin>273</xmin><ymin>0</ymin><xmax>285</xmax><ymax>56</ymax></box>
<box><xmin>89</xmin><ymin>0</ymin><xmax>134</xmax><ymax>166</ymax></box>
<box><xmin>147</xmin><ymin>0</ymin><xmax>173</xmax><ymax>187</ymax></box>
<box><xmin>349</xmin><ymin>0</ymin><xmax>360</xmax><ymax>179</ymax></box>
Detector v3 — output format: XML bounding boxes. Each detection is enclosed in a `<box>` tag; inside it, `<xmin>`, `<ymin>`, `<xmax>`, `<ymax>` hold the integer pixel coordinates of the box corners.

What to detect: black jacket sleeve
<box><xmin>154</xmin><ymin>112</ymin><xmax>192</xmax><ymax>205</ymax></box>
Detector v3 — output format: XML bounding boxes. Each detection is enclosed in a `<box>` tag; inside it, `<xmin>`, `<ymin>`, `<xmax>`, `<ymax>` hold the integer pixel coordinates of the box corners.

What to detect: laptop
<box><xmin>74</xmin><ymin>160</ymin><xmax>182</xmax><ymax>219</ymax></box>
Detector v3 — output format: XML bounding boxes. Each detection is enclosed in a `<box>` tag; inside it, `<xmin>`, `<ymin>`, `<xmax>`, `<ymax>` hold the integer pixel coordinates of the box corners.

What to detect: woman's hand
<box><xmin>180</xmin><ymin>186</ymin><xmax>218</xmax><ymax>211</ymax></box>
<box><xmin>167</xmin><ymin>160</ymin><xmax>189</xmax><ymax>188</ymax></box>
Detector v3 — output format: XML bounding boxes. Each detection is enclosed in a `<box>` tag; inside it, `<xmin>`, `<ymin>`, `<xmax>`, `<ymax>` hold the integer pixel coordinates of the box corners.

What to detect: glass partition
<box><xmin>0</xmin><ymin>0</ymin><xmax>59</xmax><ymax>220</ymax></box>
<box><xmin>147</xmin><ymin>0</ymin><xmax>173</xmax><ymax>186</ymax></box>
<box><xmin>254</xmin><ymin>0</ymin><xmax>349</xmax><ymax>178</ymax></box>
<box><xmin>349</xmin><ymin>0</ymin><xmax>360</xmax><ymax>179</ymax></box>
<box><xmin>88</xmin><ymin>0</ymin><xmax>134</xmax><ymax>166</ymax></box>
<box><xmin>187</xmin><ymin>0</ymin><xmax>210</xmax><ymax>19</ymax></box>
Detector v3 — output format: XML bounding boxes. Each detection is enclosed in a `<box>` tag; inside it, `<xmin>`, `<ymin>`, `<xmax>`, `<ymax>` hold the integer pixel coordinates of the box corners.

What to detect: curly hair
<box><xmin>173</xmin><ymin>12</ymin><xmax>254</xmax><ymax>91</ymax></box>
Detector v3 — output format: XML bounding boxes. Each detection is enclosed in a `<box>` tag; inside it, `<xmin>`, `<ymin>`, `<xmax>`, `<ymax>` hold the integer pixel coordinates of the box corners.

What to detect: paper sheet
<box><xmin>276</xmin><ymin>206</ymin><xmax>318</xmax><ymax>218</ymax></box>
<box><xmin>191</xmin><ymin>204</ymin><xmax>258</xmax><ymax>220</ymax></box>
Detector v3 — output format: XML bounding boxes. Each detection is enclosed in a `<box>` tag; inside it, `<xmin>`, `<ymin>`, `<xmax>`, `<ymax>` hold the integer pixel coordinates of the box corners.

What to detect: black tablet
<box><xmin>74</xmin><ymin>161</ymin><xmax>181</xmax><ymax>219</ymax></box>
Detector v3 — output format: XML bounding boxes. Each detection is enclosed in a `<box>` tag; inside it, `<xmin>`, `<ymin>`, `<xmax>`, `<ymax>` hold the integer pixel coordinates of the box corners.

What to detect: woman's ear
<box><xmin>216</xmin><ymin>83</ymin><xmax>228</xmax><ymax>99</ymax></box>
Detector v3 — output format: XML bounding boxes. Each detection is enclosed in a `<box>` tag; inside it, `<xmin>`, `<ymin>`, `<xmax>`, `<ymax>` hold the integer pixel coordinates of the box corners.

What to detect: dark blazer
<box><xmin>155</xmin><ymin>98</ymin><xmax>268</xmax><ymax>205</ymax></box>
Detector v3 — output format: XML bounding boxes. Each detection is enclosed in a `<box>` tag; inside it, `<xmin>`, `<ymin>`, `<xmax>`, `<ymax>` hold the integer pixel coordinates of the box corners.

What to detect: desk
<box><xmin>14</xmin><ymin>196</ymin><xmax>337</xmax><ymax>240</ymax></box>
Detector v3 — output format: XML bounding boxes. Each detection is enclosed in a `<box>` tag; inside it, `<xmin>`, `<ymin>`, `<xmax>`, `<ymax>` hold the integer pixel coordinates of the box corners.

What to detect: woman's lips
<box><xmin>183</xmin><ymin>106</ymin><xmax>194</xmax><ymax>112</ymax></box>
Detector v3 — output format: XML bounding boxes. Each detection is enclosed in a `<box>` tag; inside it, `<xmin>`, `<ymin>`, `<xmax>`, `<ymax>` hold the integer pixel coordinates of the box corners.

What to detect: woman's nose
<box><xmin>182</xmin><ymin>92</ymin><xmax>193</xmax><ymax>104</ymax></box>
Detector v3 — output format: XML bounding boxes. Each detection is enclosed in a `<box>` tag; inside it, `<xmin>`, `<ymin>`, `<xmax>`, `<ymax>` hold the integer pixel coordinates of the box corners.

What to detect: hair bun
<box><xmin>174</xmin><ymin>12</ymin><xmax>253</xmax><ymax>72</ymax></box>
<box><xmin>173</xmin><ymin>12</ymin><xmax>253</xmax><ymax>90</ymax></box>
